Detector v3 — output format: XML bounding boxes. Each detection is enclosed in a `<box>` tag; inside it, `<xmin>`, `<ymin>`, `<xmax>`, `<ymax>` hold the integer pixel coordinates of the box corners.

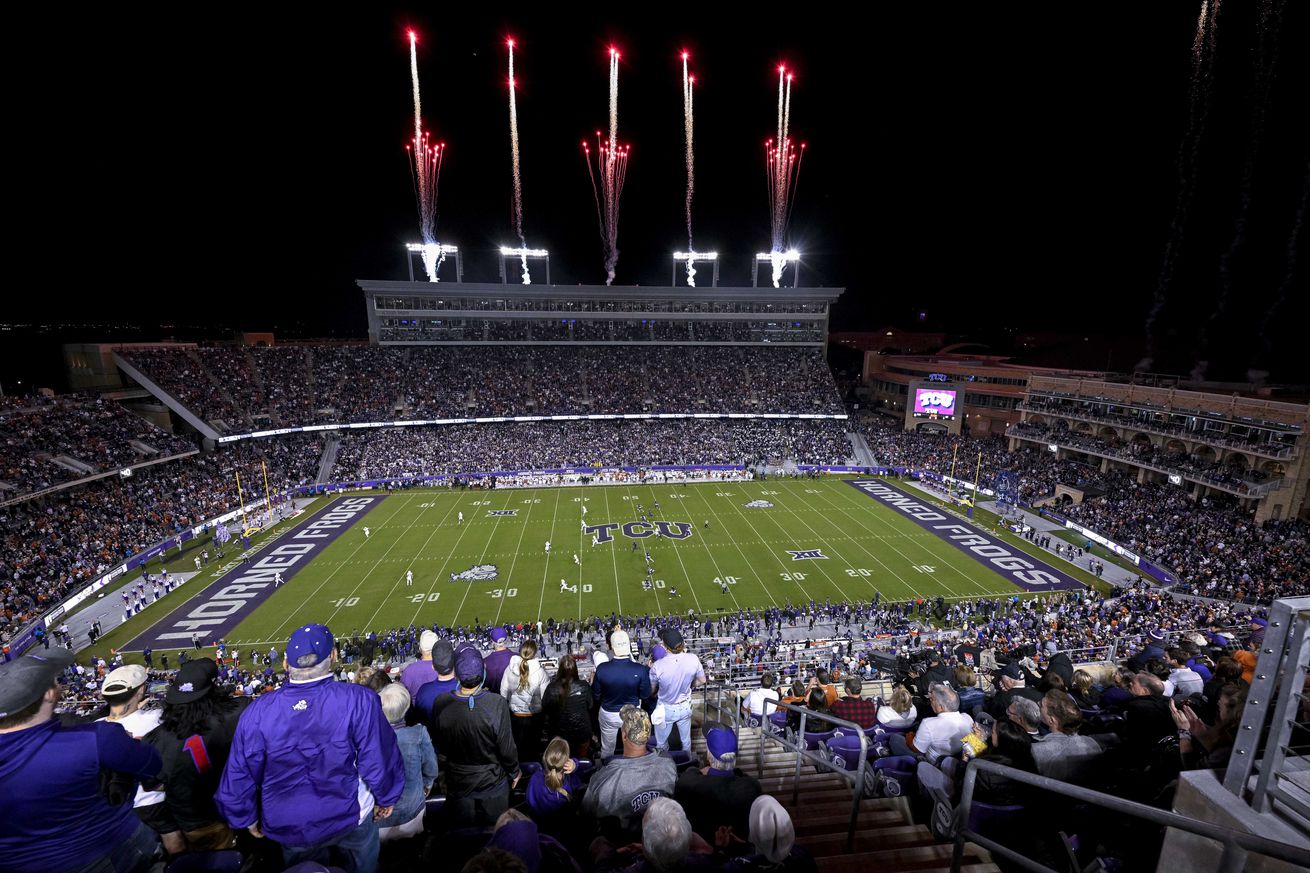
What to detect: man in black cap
<box><xmin>986</xmin><ymin>661</ymin><xmax>1044</xmax><ymax>721</ymax></box>
<box><xmin>0</xmin><ymin>648</ymin><xmax>163</xmax><ymax>873</ymax></box>
<box><xmin>147</xmin><ymin>659</ymin><xmax>250</xmax><ymax>851</ymax></box>
<box><xmin>414</xmin><ymin>638</ymin><xmax>459</xmax><ymax>731</ymax></box>
<box><xmin>435</xmin><ymin>645</ymin><xmax>521</xmax><ymax>827</ymax></box>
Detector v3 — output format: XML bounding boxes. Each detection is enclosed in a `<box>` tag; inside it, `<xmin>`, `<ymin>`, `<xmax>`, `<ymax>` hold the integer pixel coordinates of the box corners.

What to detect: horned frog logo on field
<box><xmin>744</xmin><ymin>499</ymin><xmax>774</xmax><ymax>509</ymax></box>
<box><xmin>450</xmin><ymin>564</ymin><xmax>499</xmax><ymax>582</ymax></box>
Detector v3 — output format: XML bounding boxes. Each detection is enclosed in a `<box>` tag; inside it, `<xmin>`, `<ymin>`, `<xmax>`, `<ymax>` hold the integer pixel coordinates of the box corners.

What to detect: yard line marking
<box><xmin>450</xmin><ymin>490</ymin><xmax>521</xmax><ymax>627</ymax></box>
<box><xmin>534</xmin><ymin>488</ymin><xmax>564</xmax><ymax>628</ymax></box>
<box><xmin>263</xmin><ymin>494</ymin><xmax>415</xmax><ymax>642</ymax></box>
<box><xmin>363</xmin><ymin>491</ymin><xmax>462</xmax><ymax>632</ymax></box>
<box><xmin>682</xmin><ymin>484</ymin><xmax>790</xmax><ymax>607</ymax></box>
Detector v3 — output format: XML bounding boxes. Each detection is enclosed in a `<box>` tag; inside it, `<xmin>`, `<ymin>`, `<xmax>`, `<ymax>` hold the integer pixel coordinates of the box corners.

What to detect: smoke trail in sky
<box><xmin>1197</xmin><ymin>0</ymin><xmax>1284</xmax><ymax>377</ymax></box>
<box><xmin>507</xmin><ymin>39</ymin><xmax>530</xmax><ymax>283</ymax></box>
<box><xmin>406</xmin><ymin>30</ymin><xmax>446</xmax><ymax>281</ymax></box>
<box><xmin>1250</xmin><ymin>158</ymin><xmax>1308</xmax><ymax>377</ymax></box>
<box><xmin>683</xmin><ymin>52</ymin><xmax>696</xmax><ymax>286</ymax></box>
<box><xmin>1142</xmin><ymin>0</ymin><xmax>1221</xmax><ymax>367</ymax></box>
<box><xmin>582</xmin><ymin>49</ymin><xmax>629</xmax><ymax>285</ymax></box>
<box><xmin>765</xmin><ymin>66</ymin><xmax>805</xmax><ymax>287</ymax></box>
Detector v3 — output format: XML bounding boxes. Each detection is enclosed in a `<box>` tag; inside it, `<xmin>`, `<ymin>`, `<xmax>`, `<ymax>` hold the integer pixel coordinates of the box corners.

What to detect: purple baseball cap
<box><xmin>287</xmin><ymin>624</ymin><xmax>334</xmax><ymax>668</ymax></box>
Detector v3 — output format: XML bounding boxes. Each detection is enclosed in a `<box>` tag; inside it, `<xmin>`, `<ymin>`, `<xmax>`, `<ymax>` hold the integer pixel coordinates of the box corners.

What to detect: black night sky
<box><xmin>6</xmin><ymin>3</ymin><xmax>1308</xmax><ymax>390</ymax></box>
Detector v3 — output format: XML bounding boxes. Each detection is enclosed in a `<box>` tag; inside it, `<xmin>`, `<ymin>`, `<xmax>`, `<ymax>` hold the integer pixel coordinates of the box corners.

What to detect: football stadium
<box><xmin>3</xmin><ymin>8</ymin><xmax>1309</xmax><ymax>873</ymax></box>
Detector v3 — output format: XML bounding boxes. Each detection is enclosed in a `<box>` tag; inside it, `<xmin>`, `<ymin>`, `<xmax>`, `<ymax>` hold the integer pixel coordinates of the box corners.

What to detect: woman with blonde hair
<box><xmin>876</xmin><ymin>685</ymin><xmax>917</xmax><ymax>730</ymax></box>
<box><xmin>501</xmin><ymin>638</ymin><xmax>549</xmax><ymax>762</ymax></box>
<box><xmin>526</xmin><ymin>736</ymin><xmax>582</xmax><ymax>817</ymax></box>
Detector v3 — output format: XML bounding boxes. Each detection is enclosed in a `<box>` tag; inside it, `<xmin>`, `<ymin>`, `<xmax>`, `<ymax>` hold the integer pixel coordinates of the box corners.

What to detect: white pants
<box><xmin>598</xmin><ymin>707</ymin><xmax>624</xmax><ymax>759</ymax></box>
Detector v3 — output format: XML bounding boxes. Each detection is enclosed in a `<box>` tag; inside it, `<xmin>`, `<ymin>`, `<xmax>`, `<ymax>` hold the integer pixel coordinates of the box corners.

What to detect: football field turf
<box><xmin>116</xmin><ymin>477</ymin><xmax>1090</xmax><ymax>654</ymax></box>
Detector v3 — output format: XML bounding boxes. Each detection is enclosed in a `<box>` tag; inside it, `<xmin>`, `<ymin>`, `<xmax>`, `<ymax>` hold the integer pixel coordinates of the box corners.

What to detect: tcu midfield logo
<box><xmin>451</xmin><ymin>564</ymin><xmax>499</xmax><ymax>582</ymax></box>
<box><xmin>584</xmin><ymin>521</ymin><xmax>694</xmax><ymax>543</ymax></box>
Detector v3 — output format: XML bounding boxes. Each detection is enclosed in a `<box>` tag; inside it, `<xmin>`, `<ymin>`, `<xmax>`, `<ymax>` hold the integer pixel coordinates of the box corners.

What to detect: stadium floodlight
<box><xmin>404</xmin><ymin>242</ymin><xmax>462</xmax><ymax>283</ymax></box>
<box><xmin>498</xmin><ymin>246</ymin><xmax>551</xmax><ymax>285</ymax></box>
<box><xmin>500</xmin><ymin>246</ymin><xmax>550</xmax><ymax>258</ymax></box>
<box><xmin>752</xmin><ymin>250</ymin><xmax>802</xmax><ymax>288</ymax></box>
<box><xmin>672</xmin><ymin>250</ymin><xmax>720</xmax><ymax>287</ymax></box>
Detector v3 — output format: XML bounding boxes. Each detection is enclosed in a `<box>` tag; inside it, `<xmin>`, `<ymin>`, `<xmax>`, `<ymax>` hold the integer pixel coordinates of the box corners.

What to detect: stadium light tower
<box><xmin>671</xmin><ymin>250</ymin><xmax>719</xmax><ymax>287</ymax></box>
<box><xmin>753</xmin><ymin>250</ymin><xmax>801</xmax><ymax>288</ymax></box>
<box><xmin>498</xmin><ymin>246</ymin><xmax>551</xmax><ymax>285</ymax></box>
<box><xmin>405</xmin><ymin>243</ymin><xmax>463</xmax><ymax>283</ymax></box>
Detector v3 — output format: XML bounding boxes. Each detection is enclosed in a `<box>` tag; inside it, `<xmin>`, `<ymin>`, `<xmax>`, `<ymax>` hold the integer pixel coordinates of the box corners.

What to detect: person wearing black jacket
<box><xmin>147</xmin><ymin>659</ymin><xmax>250</xmax><ymax>851</ymax></box>
<box><xmin>435</xmin><ymin>646</ymin><xmax>521</xmax><ymax>827</ymax></box>
<box><xmin>542</xmin><ymin>654</ymin><xmax>593</xmax><ymax>757</ymax></box>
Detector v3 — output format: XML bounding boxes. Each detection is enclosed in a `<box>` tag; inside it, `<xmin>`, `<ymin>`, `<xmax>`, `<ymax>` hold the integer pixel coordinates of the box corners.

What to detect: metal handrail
<box><xmin>950</xmin><ymin>758</ymin><xmax>1310</xmax><ymax>873</ymax></box>
<box><xmin>1224</xmin><ymin>595</ymin><xmax>1310</xmax><ymax>819</ymax></box>
<box><xmin>757</xmin><ymin>697</ymin><xmax>871</xmax><ymax>853</ymax></box>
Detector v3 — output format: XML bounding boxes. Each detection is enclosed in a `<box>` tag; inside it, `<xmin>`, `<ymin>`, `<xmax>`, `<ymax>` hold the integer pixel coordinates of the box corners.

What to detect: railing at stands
<box><xmin>1222</xmin><ymin>595</ymin><xmax>1310</xmax><ymax>827</ymax></box>
<box><xmin>951</xmin><ymin>758</ymin><xmax>1310</xmax><ymax>873</ymax></box>
<box><xmin>756</xmin><ymin>696</ymin><xmax>871</xmax><ymax>853</ymax></box>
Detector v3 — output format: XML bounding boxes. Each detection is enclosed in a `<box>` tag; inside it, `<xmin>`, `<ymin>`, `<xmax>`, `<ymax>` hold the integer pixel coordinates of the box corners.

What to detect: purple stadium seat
<box><xmin>967</xmin><ymin>801</ymin><xmax>1025</xmax><ymax>836</ymax></box>
<box><xmin>824</xmin><ymin>733</ymin><xmax>867</xmax><ymax>770</ymax></box>
<box><xmin>802</xmin><ymin>728</ymin><xmax>837</xmax><ymax>750</ymax></box>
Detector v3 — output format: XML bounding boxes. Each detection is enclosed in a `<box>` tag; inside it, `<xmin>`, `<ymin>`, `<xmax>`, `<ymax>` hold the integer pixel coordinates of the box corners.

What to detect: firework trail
<box><xmin>582</xmin><ymin>49</ymin><xmax>629</xmax><ymax>285</ymax></box>
<box><xmin>682</xmin><ymin>52</ymin><xmax>696</xmax><ymax>286</ymax></box>
<box><xmin>1198</xmin><ymin>0</ymin><xmax>1285</xmax><ymax>376</ymax></box>
<box><xmin>765</xmin><ymin>66</ymin><xmax>805</xmax><ymax>287</ymax></box>
<box><xmin>406</xmin><ymin>30</ymin><xmax>446</xmax><ymax>281</ymax></box>
<box><xmin>1250</xmin><ymin>158</ymin><xmax>1309</xmax><ymax>377</ymax></box>
<box><xmin>507</xmin><ymin>39</ymin><xmax>530</xmax><ymax>283</ymax></box>
<box><xmin>1142</xmin><ymin>0</ymin><xmax>1221</xmax><ymax>367</ymax></box>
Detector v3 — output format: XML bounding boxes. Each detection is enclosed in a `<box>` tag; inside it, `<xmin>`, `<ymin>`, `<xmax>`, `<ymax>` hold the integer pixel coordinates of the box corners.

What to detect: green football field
<box><xmin>184</xmin><ymin>478</ymin><xmax>1046</xmax><ymax>651</ymax></box>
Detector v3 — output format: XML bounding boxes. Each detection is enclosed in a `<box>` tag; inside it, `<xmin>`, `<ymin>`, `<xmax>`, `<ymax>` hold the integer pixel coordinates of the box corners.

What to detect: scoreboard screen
<box><xmin>912</xmin><ymin>387</ymin><xmax>957</xmax><ymax>420</ymax></box>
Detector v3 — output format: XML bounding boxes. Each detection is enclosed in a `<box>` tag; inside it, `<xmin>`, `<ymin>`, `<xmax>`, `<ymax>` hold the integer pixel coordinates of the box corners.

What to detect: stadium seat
<box><xmin>767</xmin><ymin>710</ymin><xmax>789</xmax><ymax>736</ymax></box>
<box><xmin>520</xmin><ymin>761</ymin><xmax>543</xmax><ymax>782</ymax></box>
<box><xmin>967</xmin><ymin>800</ymin><xmax>1025</xmax><ymax>837</ymax></box>
<box><xmin>802</xmin><ymin>728</ymin><xmax>837</xmax><ymax>750</ymax></box>
<box><xmin>669</xmin><ymin>750</ymin><xmax>696</xmax><ymax>772</ymax></box>
<box><xmin>824</xmin><ymin>732</ymin><xmax>867</xmax><ymax>770</ymax></box>
<box><xmin>867</xmin><ymin>755</ymin><xmax>918</xmax><ymax>798</ymax></box>
<box><xmin>164</xmin><ymin>851</ymin><xmax>242</xmax><ymax>873</ymax></box>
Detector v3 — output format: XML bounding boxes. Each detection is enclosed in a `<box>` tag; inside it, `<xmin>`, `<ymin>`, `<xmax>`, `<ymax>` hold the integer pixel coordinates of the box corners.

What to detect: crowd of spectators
<box><xmin>0</xmin><ymin>435</ymin><xmax>323</xmax><ymax>640</ymax></box>
<box><xmin>124</xmin><ymin>345</ymin><xmax>845</xmax><ymax>427</ymax></box>
<box><xmin>1008</xmin><ymin>421</ymin><xmax>1277</xmax><ymax>494</ymax></box>
<box><xmin>856</xmin><ymin>414</ymin><xmax>1308</xmax><ymax>605</ymax></box>
<box><xmin>334</xmin><ymin>420</ymin><xmax>853</xmax><ymax>480</ymax></box>
<box><xmin>0</xmin><ymin>395</ymin><xmax>194</xmax><ymax>497</ymax></box>
<box><xmin>5</xmin><ymin>581</ymin><xmax>1298</xmax><ymax>873</ymax></box>
<box><xmin>1021</xmin><ymin>396</ymin><xmax>1299</xmax><ymax>458</ymax></box>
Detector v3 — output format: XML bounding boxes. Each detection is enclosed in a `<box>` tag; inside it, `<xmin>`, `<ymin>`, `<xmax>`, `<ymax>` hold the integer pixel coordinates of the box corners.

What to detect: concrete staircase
<box><xmin>689</xmin><ymin>726</ymin><xmax>1000</xmax><ymax>873</ymax></box>
<box><xmin>317</xmin><ymin>437</ymin><xmax>340</xmax><ymax>484</ymax></box>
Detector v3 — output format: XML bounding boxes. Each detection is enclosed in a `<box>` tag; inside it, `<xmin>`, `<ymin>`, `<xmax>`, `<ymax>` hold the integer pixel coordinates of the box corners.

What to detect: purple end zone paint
<box><xmin>127</xmin><ymin>495</ymin><xmax>384</xmax><ymax>650</ymax></box>
<box><xmin>845</xmin><ymin>479</ymin><xmax>1084</xmax><ymax>593</ymax></box>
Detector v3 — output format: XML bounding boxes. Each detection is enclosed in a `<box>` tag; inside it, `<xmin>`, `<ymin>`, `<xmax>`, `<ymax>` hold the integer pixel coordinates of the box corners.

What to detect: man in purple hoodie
<box><xmin>0</xmin><ymin>648</ymin><xmax>163</xmax><ymax>873</ymax></box>
<box><xmin>216</xmin><ymin>624</ymin><xmax>403</xmax><ymax>873</ymax></box>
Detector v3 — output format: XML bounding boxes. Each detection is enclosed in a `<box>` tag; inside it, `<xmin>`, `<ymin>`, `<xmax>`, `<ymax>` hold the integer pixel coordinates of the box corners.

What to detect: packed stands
<box><xmin>0</xmin><ymin>395</ymin><xmax>194</xmax><ymax>498</ymax></box>
<box><xmin>14</xmin><ymin>582</ymin><xmax>1300</xmax><ymax>873</ymax></box>
<box><xmin>333</xmin><ymin>420</ymin><xmax>853</xmax><ymax>479</ymax></box>
<box><xmin>0</xmin><ymin>435</ymin><xmax>322</xmax><ymax>638</ymax></box>
<box><xmin>123</xmin><ymin>346</ymin><xmax>846</xmax><ymax>427</ymax></box>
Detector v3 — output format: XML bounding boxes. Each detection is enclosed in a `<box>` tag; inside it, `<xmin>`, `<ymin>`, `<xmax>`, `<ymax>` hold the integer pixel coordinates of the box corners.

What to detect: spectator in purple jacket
<box><xmin>0</xmin><ymin>648</ymin><xmax>163</xmax><ymax>873</ymax></box>
<box><xmin>215</xmin><ymin>624</ymin><xmax>403</xmax><ymax>873</ymax></box>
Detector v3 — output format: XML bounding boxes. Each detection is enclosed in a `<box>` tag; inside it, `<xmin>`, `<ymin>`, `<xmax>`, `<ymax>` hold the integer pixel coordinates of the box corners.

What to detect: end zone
<box><xmin>126</xmin><ymin>495</ymin><xmax>384</xmax><ymax>650</ymax></box>
<box><xmin>845</xmin><ymin>479</ymin><xmax>1084</xmax><ymax>592</ymax></box>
